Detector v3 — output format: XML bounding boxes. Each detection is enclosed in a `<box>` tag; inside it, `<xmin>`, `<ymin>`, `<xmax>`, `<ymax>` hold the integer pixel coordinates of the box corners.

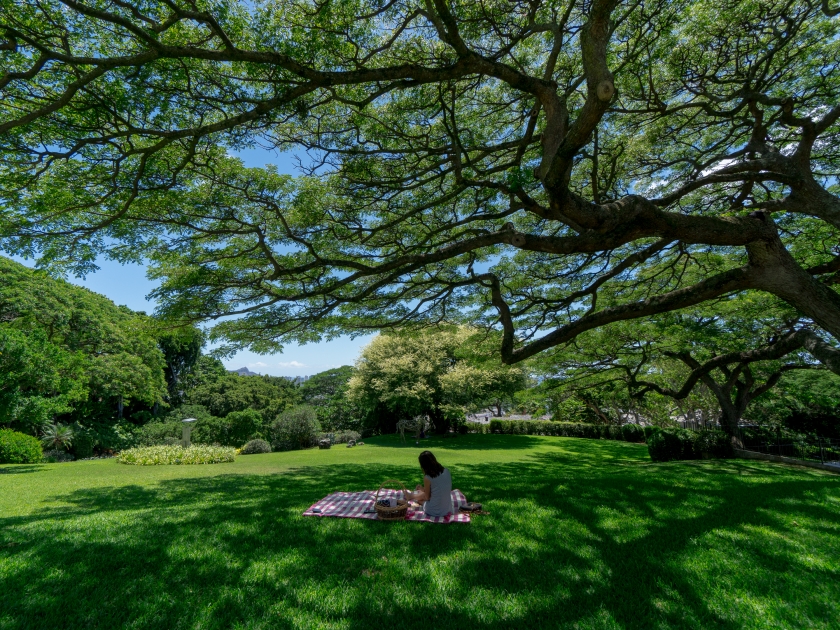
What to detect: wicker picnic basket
<box><xmin>374</xmin><ymin>479</ymin><xmax>409</xmax><ymax>521</ymax></box>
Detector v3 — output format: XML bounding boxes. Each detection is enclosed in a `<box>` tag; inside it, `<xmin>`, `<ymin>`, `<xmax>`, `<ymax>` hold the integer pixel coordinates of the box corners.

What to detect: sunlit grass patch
<box><xmin>1</xmin><ymin>434</ymin><xmax>838</xmax><ymax>629</ymax></box>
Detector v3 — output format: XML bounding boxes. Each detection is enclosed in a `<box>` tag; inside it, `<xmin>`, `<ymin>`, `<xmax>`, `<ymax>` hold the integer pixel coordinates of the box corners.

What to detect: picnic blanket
<box><xmin>303</xmin><ymin>489</ymin><xmax>471</xmax><ymax>523</ymax></box>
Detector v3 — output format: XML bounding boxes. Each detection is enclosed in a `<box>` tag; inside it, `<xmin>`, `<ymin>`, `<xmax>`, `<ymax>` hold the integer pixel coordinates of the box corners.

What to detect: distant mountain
<box><xmin>232</xmin><ymin>367</ymin><xmax>259</xmax><ymax>376</ymax></box>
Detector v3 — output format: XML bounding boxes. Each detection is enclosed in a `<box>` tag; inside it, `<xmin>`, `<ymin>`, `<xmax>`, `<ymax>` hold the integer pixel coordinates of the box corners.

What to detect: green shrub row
<box><xmin>314</xmin><ymin>430</ymin><xmax>362</xmax><ymax>444</ymax></box>
<box><xmin>647</xmin><ymin>428</ymin><xmax>733</xmax><ymax>462</ymax></box>
<box><xmin>484</xmin><ymin>419</ymin><xmax>732</xmax><ymax>462</ymax></box>
<box><xmin>116</xmin><ymin>445</ymin><xmax>236</xmax><ymax>465</ymax></box>
<box><xmin>487</xmin><ymin>419</ymin><xmax>647</xmax><ymax>442</ymax></box>
<box><xmin>240</xmin><ymin>439</ymin><xmax>271</xmax><ymax>455</ymax></box>
<box><xmin>0</xmin><ymin>429</ymin><xmax>43</xmax><ymax>464</ymax></box>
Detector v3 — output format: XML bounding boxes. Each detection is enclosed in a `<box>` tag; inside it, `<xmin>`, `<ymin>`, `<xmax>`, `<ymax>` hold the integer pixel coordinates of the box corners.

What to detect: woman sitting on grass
<box><xmin>406</xmin><ymin>450</ymin><xmax>453</xmax><ymax>517</ymax></box>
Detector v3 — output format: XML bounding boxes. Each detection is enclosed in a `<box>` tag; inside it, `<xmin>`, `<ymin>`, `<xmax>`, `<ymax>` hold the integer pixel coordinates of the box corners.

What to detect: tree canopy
<box><xmin>348</xmin><ymin>326</ymin><xmax>525</xmax><ymax>431</ymax></box>
<box><xmin>1</xmin><ymin>0</ymin><xmax>840</xmax><ymax>368</ymax></box>
<box><xmin>536</xmin><ymin>292</ymin><xmax>833</xmax><ymax>435</ymax></box>
<box><xmin>0</xmin><ymin>256</ymin><xmax>167</xmax><ymax>431</ymax></box>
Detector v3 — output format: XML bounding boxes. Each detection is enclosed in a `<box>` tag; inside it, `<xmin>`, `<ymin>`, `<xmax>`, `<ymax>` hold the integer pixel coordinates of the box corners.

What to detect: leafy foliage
<box><xmin>0</xmin><ymin>428</ymin><xmax>43</xmax><ymax>464</ymax></box>
<box><xmin>240</xmin><ymin>439</ymin><xmax>271</xmax><ymax>455</ymax></box>
<box><xmin>299</xmin><ymin>366</ymin><xmax>361</xmax><ymax>432</ymax></box>
<box><xmin>185</xmin><ymin>357</ymin><xmax>298</xmax><ymax>423</ymax></box>
<box><xmin>39</xmin><ymin>423</ymin><xmax>74</xmax><ymax>451</ymax></box>
<box><xmin>647</xmin><ymin>428</ymin><xmax>733</xmax><ymax>462</ymax></box>
<box><xmin>2</xmin><ymin>0</ymin><xmax>840</xmax><ymax>383</ymax></box>
<box><xmin>157</xmin><ymin>326</ymin><xmax>203</xmax><ymax>406</ymax></box>
<box><xmin>348</xmin><ymin>327</ymin><xmax>526</xmax><ymax>433</ymax></box>
<box><xmin>116</xmin><ymin>445</ymin><xmax>236</xmax><ymax>466</ymax></box>
<box><xmin>0</xmin><ymin>257</ymin><xmax>167</xmax><ymax>433</ymax></box>
<box><xmin>269</xmin><ymin>406</ymin><xmax>320</xmax><ymax>451</ymax></box>
<box><xmin>195</xmin><ymin>409</ymin><xmax>264</xmax><ymax>448</ymax></box>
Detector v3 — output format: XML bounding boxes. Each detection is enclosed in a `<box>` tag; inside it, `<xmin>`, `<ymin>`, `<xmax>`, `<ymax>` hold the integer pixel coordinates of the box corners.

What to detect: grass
<box><xmin>1</xmin><ymin>434</ymin><xmax>838</xmax><ymax>630</ymax></box>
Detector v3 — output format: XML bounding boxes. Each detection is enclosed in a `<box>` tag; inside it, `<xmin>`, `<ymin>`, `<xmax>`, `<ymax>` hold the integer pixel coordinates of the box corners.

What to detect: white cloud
<box><xmin>248</xmin><ymin>361</ymin><xmax>269</xmax><ymax>368</ymax></box>
<box><xmin>278</xmin><ymin>361</ymin><xmax>307</xmax><ymax>368</ymax></box>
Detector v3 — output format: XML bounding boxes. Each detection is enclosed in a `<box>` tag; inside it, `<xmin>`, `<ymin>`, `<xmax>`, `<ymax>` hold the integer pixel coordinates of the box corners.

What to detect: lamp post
<box><xmin>182</xmin><ymin>418</ymin><xmax>197</xmax><ymax>448</ymax></box>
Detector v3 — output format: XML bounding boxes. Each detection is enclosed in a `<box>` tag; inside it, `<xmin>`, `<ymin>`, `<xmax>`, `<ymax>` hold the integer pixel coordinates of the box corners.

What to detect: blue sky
<box><xmin>11</xmin><ymin>146</ymin><xmax>375</xmax><ymax>377</ymax></box>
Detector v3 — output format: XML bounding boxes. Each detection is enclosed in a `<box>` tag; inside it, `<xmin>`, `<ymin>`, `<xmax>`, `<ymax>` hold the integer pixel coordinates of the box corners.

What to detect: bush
<box><xmin>194</xmin><ymin>409</ymin><xmax>264</xmax><ymax>447</ymax></box>
<box><xmin>643</xmin><ymin>426</ymin><xmax>657</xmax><ymax>440</ymax></box>
<box><xmin>334</xmin><ymin>430</ymin><xmax>361</xmax><ymax>444</ymax></box>
<box><xmin>116</xmin><ymin>445</ymin><xmax>236</xmax><ymax>465</ymax></box>
<box><xmin>694</xmin><ymin>430</ymin><xmax>734</xmax><ymax>458</ymax></box>
<box><xmin>240</xmin><ymin>439</ymin><xmax>271</xmax><ymax>455</ymax></box>
<box><xmin>465</xmin><ymin>422</ymin><xmax>490</xmax><ymax>434</ymax></box>
<box><xmin>270</xmin><ymin>405</ymin><xmax>320</xmax><ymax>451</ymax></box>
<box><xmin>40</xmin><ymin>423</ymin><xmax>74</xmax><ymax>451</ymax></box>
<box><xmin>647</xmin><ymin>428</ymin><xmax>688</xmax><ymax>462</ymax></box>
<box><xmin>647</xmin><ymin>428</ymin><xmax>732</xmax><ymax>462</ymax></box>
<box><xmin>134</xmin><ymin>420</ymin><xmax>184</xmax><ymax>446</ymax></box>
<box><xmin>488</xmin><ymin>419</ymin><xmax>614</xmax><ymax>439</ymax></box>
<box><xmin>71</xmin><ymin>425</ymin><xmax>96</xmax><ymax>459</ymax></box>
<box><xmin>223</xmin><ymin>409</ymin><xmax>264</xmax><ymax>446</ymax></box>
<box><xmin>621</xmin><ymin>424</ymin><xmax>645</xmax><ymax>443</ymax></box>
<box><xmin>0</xmin><ymin>429</ymin><xmax>43</xmax><ymax>464</ymax></box>
<box><xmin>43</xmin><ymin>449</ymin><xmax>75</xmax><ymax>463</ymax></box>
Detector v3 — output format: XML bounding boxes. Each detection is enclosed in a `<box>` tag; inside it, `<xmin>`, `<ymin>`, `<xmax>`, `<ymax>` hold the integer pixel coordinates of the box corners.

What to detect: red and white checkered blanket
<box><xmin>303</xmin><ymin>488</ymin><xmax>471</xmax><ymax>524</ymax></box>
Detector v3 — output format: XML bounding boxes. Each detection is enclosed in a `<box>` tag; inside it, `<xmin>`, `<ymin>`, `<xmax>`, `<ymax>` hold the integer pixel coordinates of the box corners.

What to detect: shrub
<box><xmin>270</xmin><ymin>405</ymin><xmax>320</xmax><ymax>451</ymax></box>
<box><xmin>694</xmin><ymin>430</ymin><xmax>734</xmax><ymax>459</ymax></box>
<box><xmin>70</xmin><ymin>425</ymin><xmax>96</xmax><ymax>459</ymax></box>
<box><xmin>604</xmin><ymin>426</ymin><xmax>622</xmax><ymax>440</ymax></box>
<box><xmin>40</xmin><ymin>423</ymin><xmax>74</xmax><ymax>451</ymax></box>
<box><xmin>489</xmin><ymin>419</ymin><xmax>614</xmax><ymax>439</ymax></box>
<box><xmin>43</xmin><ymin>449</ymin><xmax>75</xmax><ymax>463</ymax></box>
<box><xmin>621</xmin><ymin>424</ymin><xmax>645</xmax><ymax>443</ymax></box>
<box><xmin>0</xmin><ymin>429</ymin><xmax>43</xmax><ymax>464</ymax></box>
<box><xmin>223</xmin><ymin>409</ymin><xmax>264</xmax><ymax>446</ymax></box>
<box><xmin>465</xmin><ymin>422</ymin><xmax>490</xmax><ymax>434</ymax></box>
<box><xmin>194</xmin><ymin>409</ymin><xmax>264</xmax><ymax>447</ymax></box>
<box><xmin>333</xmin><ymin>430</ymin><xmax>361</xmax><ymax>444</ymax></box>
<box><xmin>647</xmin><ymin>428</ymin><xmax>687</xmax><ymax>462</ymax></box>
<box><xmin>90</xmin><ymin>422</ymin><xmax>137</xmax><ymax>452</ymax></box>
<box><xmin>116</xmin><ymin>445</ymin><xmax>236</xmax><ymax>465</ymax></box>
<box><xmin>646</xmin><ymin>428</ymin><xmax>732</xmax><ymax>462</ymax></box>
<box><xmin>241</xmin><ymin>439</ymin><xmax>271</xmax><ymax>455</ymax></box>
<box><xmin>134</xmin><ymin>420</ymin><xmax>184</xmax><ymax>446</ymax></box>
<box><xmin>643</xmin><ymin>426</ymin><xmax>657</xmax><ymax>440</ymax></box>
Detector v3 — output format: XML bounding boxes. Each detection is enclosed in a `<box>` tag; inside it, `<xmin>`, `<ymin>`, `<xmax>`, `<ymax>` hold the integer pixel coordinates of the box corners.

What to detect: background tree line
<box><xmin>2</xmin><ymin>252</ymin><xmax>839</xmax><ymax>461</ymax></box>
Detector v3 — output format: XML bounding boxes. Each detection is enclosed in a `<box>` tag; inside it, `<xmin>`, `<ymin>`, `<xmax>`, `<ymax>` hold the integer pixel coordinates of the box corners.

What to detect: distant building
<box><xmin>283</xmin><ymin>375</ymin><xmax>311</xmax><ymax>385</ymax></box>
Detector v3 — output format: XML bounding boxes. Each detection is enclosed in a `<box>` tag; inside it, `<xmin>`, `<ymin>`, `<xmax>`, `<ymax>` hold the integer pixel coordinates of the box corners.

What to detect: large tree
<box><xmin>348</xmin><ymin>326</ymin><xmax>525</xmax><ymax>432</ymax></box>
<box><xmin>538</xmin><ymin>292</ymin><xmax>840</xmax><ymax>438</ymax></box>
<box><xmin>1</xmin><ymin>0</ymin><xmax>840</xmax><ymax>366</ymax></box>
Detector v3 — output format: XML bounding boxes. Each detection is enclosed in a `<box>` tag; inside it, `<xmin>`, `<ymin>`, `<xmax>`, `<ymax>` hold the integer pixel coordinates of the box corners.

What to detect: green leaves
<box><xmin>0</xmin><ymin>256</ymin><xmax>167</xmax><ymax>432</ymax></box>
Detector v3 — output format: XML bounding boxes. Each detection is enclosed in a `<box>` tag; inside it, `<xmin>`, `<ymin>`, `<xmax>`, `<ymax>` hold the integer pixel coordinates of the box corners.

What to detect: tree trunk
<box><xmin>747</xmin><ymin>231</ymin><xmax>840</xmax><ymax>343</ymax></box>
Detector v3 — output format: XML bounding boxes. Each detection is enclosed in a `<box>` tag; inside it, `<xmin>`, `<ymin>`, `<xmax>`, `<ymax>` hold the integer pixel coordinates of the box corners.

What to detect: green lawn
<box><xmin>1</xmin><ymin>435</ymin><xmax>838</xmax><ymax>630</ymax></box>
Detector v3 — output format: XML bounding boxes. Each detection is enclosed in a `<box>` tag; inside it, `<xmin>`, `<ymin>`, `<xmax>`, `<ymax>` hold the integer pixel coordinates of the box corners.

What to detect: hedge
<box><xmin>647</xmin><ymin>428</ymin><xmax>733</xmax><ymax>462</ymax></box>
<box><xmin>0</xmin><ymin>429</ymin><xmax>43</xmax><ymax>464</ymax></box>
<box><xmin>488</xmin><ymin>419</ymin><xmax>646</xmax><ymax>442</ymax></box>
<box><xmin>483</xmin><ymin>419</ymin><xmax>732</xmax><ymax>462</ymax></box>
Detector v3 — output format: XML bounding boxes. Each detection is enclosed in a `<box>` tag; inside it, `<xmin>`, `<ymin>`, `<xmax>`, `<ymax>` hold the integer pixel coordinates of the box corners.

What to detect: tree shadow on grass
<box><xmin>0</xmin><ymin>464</ymin><xmax>47</xmax><ymax>475</ymax></box>
<box><xmin>0</xmin><ymin>452</ymin><xmax>838</xmax><ymax>630</ymax></box>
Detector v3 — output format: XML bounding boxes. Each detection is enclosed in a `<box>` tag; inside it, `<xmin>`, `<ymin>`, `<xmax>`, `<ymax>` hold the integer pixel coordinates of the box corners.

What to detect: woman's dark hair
<box><xmin>418</xmin><ymin>450</ymin><xmax>444</xmax><ymax>478</ymax></box>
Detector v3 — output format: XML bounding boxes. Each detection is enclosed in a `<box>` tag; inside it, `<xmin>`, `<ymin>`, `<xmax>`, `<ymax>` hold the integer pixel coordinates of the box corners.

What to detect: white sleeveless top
<box><xmin>424</xmin><ymin>468</ymin><xmax>453</xmax><ymax>517</ymax></box>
